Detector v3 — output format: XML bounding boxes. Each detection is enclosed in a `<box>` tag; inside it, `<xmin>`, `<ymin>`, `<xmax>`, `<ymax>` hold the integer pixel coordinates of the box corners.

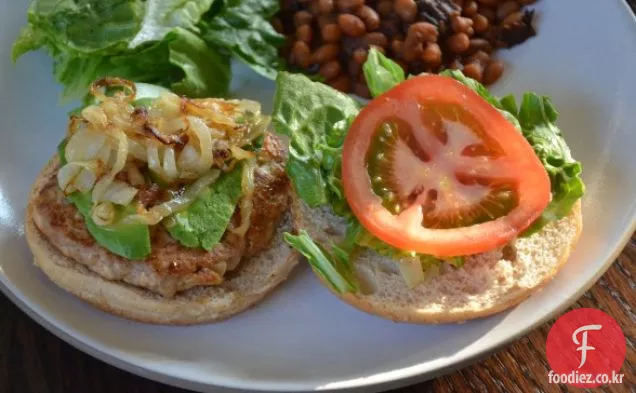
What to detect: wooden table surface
<box><xmin>2</xmin><ymin>3</ymin><xmax>636</xmax><ymax>393</ymax></box>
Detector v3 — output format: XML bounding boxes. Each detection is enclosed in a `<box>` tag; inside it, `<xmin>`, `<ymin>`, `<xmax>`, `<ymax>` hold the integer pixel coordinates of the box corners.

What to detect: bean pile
<box><xmin>275</xmin><ymin>0</ymin><xmax>537</xmax><ymax>97</ymax></box>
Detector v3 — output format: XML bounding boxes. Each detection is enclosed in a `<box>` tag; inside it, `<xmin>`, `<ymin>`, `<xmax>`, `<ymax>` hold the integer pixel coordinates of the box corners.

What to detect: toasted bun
<box><xmin>25</xmin><ymin>159</ymin><xmax>300</xmax><ymax>325</ymax></box>
<box><xmin>292</xmin><ymin>197</ymin><xmax>582</xmax><ymax>324</ymax></box>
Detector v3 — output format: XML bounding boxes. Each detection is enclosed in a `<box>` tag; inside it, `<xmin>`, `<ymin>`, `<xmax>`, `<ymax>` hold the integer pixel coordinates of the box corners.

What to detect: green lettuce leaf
<box><xmin>516</xmin><ymin>93</ymin><xmax>585</xmax><ymax>234</ymax></box>
<box><xmin>345</xmin><ymin>219</ymin><xmax>464</xmax><ymax>267</ymax></box>
<box><xmin>363</xmin><ymin>47</ymin><xmax>405</xmax><ymax>97</ymax></box>
<box><xmin>129</xmin><ymin>0</ymin><xmax>216</xmax><ymax>48</ymax></box>
<box><xmin>11</xmin><ymin>25</ymin><xmax>45</xmax><ymax>61</ymax></box>
<box><xmin>166</xmin><ymin>28</ymin><xmax>231</xmax><ymax>97</ymax></box>
<box><xmin>48</xmin><ymin>28</ymin><xmax>228</xmax><ymax>100</ymax></box>
<box><xmin>273</xmin><ymin>72</ymin><xmax>360</xmax><ymax>210</ymax></box>
<box><xmin>440</xmin><ymin>69</ymin><xmax>521</xmax><ymax>129</ymax></box>
<box><xmin>199</xmin><ymin>0</ymin><xmax>285</xmax><ymax>79</ymax></box>
<box><xmin>22</xmin><ymin>0</ymin><xmax>144</xmax><ymax>56</ymax></box>
<box><xmin>67</xmin><ymin>192</ymin><xmax>151</xmax><ymax>260</ymax></box>
<box><xmin>166</xmin><ymin>165</ymin><xmax>243</xmax><ymax>250</ymax></box>
<box><xmin>284</xmin><ymin>231</ymin><xmax>359</xmax><ymax>294</ymax></box>
<box><xmin>13</xmin><ymin>0</ymin><xmax>230</xmax><ymax>100</ymax></box>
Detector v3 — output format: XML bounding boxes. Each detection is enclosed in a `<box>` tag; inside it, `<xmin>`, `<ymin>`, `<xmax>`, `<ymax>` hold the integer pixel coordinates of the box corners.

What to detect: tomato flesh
<box><xmin>342</xmin><ymin>75</ymin><xmax>551</xmax><ymax>257</ymax></box>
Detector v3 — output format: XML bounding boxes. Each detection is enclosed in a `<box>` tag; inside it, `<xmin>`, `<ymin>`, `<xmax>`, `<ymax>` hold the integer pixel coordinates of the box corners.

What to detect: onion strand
<box><xmin>231</xmin><ymin>157</ymin><xmax>257</xmax><ymax>236</ymax></box>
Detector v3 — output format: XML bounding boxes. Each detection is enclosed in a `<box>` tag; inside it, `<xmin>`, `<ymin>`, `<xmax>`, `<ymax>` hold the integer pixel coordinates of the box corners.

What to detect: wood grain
<box><xmin>1</xmin><ymin>1</ymin><xmax>635</xmax><ymax>392</ymax></box>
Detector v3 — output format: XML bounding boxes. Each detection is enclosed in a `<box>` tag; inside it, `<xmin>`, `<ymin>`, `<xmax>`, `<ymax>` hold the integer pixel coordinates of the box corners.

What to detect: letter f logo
<box><xmin>572</xmin><ymin>324</ymin><xmax>602</xmax><ymax>368</ymax></box>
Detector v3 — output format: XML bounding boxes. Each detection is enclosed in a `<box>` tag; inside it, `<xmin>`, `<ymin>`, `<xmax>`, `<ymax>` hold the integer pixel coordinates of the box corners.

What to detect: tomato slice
<box><xmin>342</xmin><ymin>75</ymin><xmax>550</xmax><ymax>257</ymax></box>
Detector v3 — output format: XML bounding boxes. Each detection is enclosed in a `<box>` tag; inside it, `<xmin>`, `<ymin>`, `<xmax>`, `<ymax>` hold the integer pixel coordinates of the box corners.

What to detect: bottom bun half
<box><xmin>293</xmin><ymin>197</ymin><xmax>582</xmax><ymax>324</ymax></box>
<box><xmin>25</xmin><ymin>160</ymin><xmax>300</xmax><ymax>325</ymax></box>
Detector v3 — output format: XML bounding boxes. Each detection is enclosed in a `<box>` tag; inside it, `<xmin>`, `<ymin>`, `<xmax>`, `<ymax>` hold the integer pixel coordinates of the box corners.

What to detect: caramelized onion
<box><xmin>57</xmin><ymin>161</ymin><xmax>100</xmax><ymax>194</ymax></box>
<box><xmin>90</xmin><ymin>77</ymin><xmax>136</xmax><ymax>103</ymax></box>
<box><xmin>65</xmin><ymin>128</ymin><xmax>108</xmax><ymax>162</ymax></box>
<box><xmin>126</xmin><ymin>163</ymin><xmax>145</xmax><ymax>187</ymax></box>
<box><xmin>230</xmin><ymin>146</ymin><xmax>256</xmax><ymax>161</ymax></box>
<box><xmin>231</xmin><ymin>158</ymin><xmax>257</xmax><ymax>236</ymax></box>
<box><xmin>91</xmin><ymin>202</ymin><xmax>116</xmax><ymax>226</ymax></box>
<box><xmin>100</xmin><ymin>180</ymin><xmax>138</xmax><ymax>205</ymax></box>
<box><xmin>92</xmin><ymin>128</ymin><xmax>128</xmax><ymax>202</ymax></box>
<box><xmin>397</xmin><ymin>257</ymin><xmax>426</xmax><ymax>288</ymax></box>
<box><xmin>62</xmin><ymin>78</ymin><xmax>272</xmax><ymax>228</ymax></box>
<box><xmin>123</xmin><ymin>169</ymin><xmax>221</xmax><ymax>225</ymax></box>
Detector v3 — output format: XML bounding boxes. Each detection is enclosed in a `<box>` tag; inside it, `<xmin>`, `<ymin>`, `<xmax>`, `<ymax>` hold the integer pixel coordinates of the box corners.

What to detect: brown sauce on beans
<box><xmin>278</xmin><ymin>0</ymin><xmax>538</xmax><ymax>96</ymax></box>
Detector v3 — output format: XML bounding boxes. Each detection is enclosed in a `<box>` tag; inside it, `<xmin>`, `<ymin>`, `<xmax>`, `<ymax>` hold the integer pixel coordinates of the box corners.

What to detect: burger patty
<box><xmin>31</xmin><ymin>134</ymin><xmax>290</xmax><ymax>297</ymax></box>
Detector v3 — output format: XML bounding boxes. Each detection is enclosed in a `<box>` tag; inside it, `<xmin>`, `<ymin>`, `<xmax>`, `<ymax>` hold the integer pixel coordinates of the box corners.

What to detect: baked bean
<box><xmin>380</xmin><ymin>19</ymin><xmax>401</xmax><ymax>39</ymax></box>
<box><xmin>404</xmin><ymin>23</ymin><xmax>437</xmax><ymax>61</ymax></box>
<box><xmin>337</xmin><ymin>14</ymin><xmax>366</xmax><ymax>37</ymax></box>
<box><xmin>291</xmin><ymin>41</ymin><xmax>311</xmax><ymax>68</ymax></box>
<box><xmin>477</xmin><ymin>0</ymin><xmax>500</xmax><ymax>6</ymax></box>
<box><xmin>327</xmin><ymin>75</ymin><xmax>351</xmax><ymax>93</ymax></box>
<box><xmin>318</xmin><ymin>0</ymin><xmax>335</xmax><ymax>14</ymax></box>
<box><xmin>502</xmin><ymin>11</ymin><xmax>524</xmax><ymax>26</ymax></box>
<box><xmin>497</xmin><ymin>1</ymin><xmax>520</xmax><ymax>21</ymax></box>
<box><xmin>352</xmin><ymin>47</ymin><xmax>368</xmax><ymax>64</ymax></box>
<box><xmin>376</xmin><ymin>1</ymin><xmax>393</xmax><ymax>16</ymax></box>
<box><xmin>479</xmin><ymin>7</ymin><xmax>496</xmax><ymax>21</ymax></box>
<box><xmin>309</xmin><ymin>1</ymin><xmax>321</xmax><ymax>15</ymax></box>
<box><xmin>447</xmin><ymin>33</ymin><xmax>470</xmax><ymax>53</ymax></box>
<box><xmin>277</xmin><ymin>0</ymin><xmax>527</xmax><ymax>91</ymax></box>
<box><xmin>395</xmin><ymin>0</ymin><xmax>418</xmax><ymax>22</ymax></box>
<box><xmin>451</xmin><ymin>15</ymin><xmax>473</xmax><ymax>33</ymax></box>
<box><xmin>293</xmin><ymin>11</ymin><xmax>312</xmax><ymax>28</ymax></box>
<box><xmin>469</xmin><ymin>49</ymin><xmax>491</xmax><ymax>64</ymax></box>
<box><xmin>408</xmin><ymin>22</ymin><xmax>439</xmax><ymax>42</ymax></box>
<box><xmin>403</xmin><ymin>41</ymin><xmax>423</xmax><ymax>61</ymax></box>
<box><xmin>296</xmin><ymin>24</ymin><xmax>313</xmax><ymax>43</ymax></box>
<box><xmin>321</xmin><ymin>24</ymin><xmax>342</xmax><ymax>42</ymax></box>
<box><xmin>366</xmin><ymin>32</ymin><xmax>389</xmax><ymax>48</ymax></box>
<box><xmin>336</xmin><ymin>0</ymin><xmax>364</xmax><ymax>11</ymax></box>
<box><xmin>462</xmin><ymin>62</ymin><xmax>483</xmax><ymax>81</ymax></box>
<box><xmin>391</xmin><ymin>39</ymin><xmax>405</xmax><ymax>57</ymax></box>
<box><xmin>317</xmin><ymin>15</ymin><xmax>335</xmax><ymax>29</ymax></box>
<box><xmin>463</xmin><ymin>1</ymin><xmax>478</xmax><ymax>16</ymax></box>
<box><xmin>319</xmin><ymin>61</ymin><xmax>342</xmax><ymax>80</ymax></box>
<box><xmin>483</xmin><ymin>60</ymin><xmax>504</xmax><ymax>85</ymax></box>
<box><xmin>354</xmin><ymin>82</ymin><xmax>371</xmax><ymax>98</ymax></box>
<box><xmin>348</xmin><ymin>59</ymin><xmax>362</xmax><ymax>76</ymax></box>
<box><xmin>469</xmin><ymin>38</ymin><xmax>493</xmax><ymax>53</ymax></box>
<box><xmin>312</xmin><ymin>43</ymin><xmax>340</xmax><ymax>64</ymax></box>
<box><xmin>472</xmin><ymin>14</ymin><xmax>489</xmax><ymax>33</ymax></box>
<box><xmin>422</xmin><ymin>43</ymin><xmax>442</xmax><ymax>66</ymax></box>
<box><xmin>356</xmin><ymin>6</ymin><xmax>381</xmax><ymax>31</ymax></box>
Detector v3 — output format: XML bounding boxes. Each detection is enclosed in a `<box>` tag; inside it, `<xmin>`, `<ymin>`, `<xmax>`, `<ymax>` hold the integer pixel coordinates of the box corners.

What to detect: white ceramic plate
<box><xmin>1</xmin><ymin>0</ymin><xmax>635</xmax><ymax>392</ymax></box>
